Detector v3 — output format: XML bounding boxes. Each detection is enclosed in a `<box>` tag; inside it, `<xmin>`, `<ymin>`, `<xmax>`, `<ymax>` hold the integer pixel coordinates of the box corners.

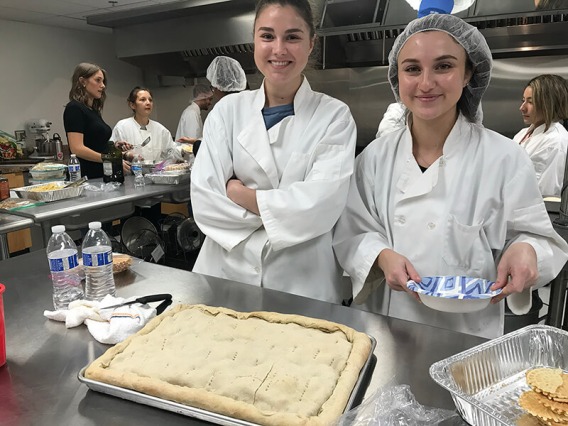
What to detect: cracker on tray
<box><xmin>85</xmin><ymin>304</ymin><xmax>373</xmax><ymax>426</ymax></box>
<box><xmin>519</xmin><ymin>391</ymin><xmax>568</xmax><ymax>424</ymax></box>
<box><xmin>527</xmin><ymin>368</ymin><xmax>568</xmax><ymax>403</ymax></box>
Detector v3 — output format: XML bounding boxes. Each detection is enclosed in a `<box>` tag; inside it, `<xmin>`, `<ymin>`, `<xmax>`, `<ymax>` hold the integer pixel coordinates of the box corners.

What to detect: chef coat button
<box><xmin>427</xmin><ymin>222</ymin><xmax>436</xmax><ymax>230</ymax></box>
<box><xmin>254</xmin><ymin>266</ymin><xmax>260</xmax><ymax>273</ymax></box>
<box><xmin>397</xmin><ymin>216</ymin><xmax>406</xmax><ymax>225</ymax></box>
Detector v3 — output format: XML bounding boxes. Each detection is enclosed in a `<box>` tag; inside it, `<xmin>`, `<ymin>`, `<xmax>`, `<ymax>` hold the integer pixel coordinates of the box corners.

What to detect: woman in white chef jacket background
<box><xmin>513</xmin><ymin>74</ymin><xmax>568</xmax><ymax>197</ymax></box>
<box><xmin>112</xmin><ymin>86</ymin><xmax>179</xmax><ymax>163</ymax></box>
<box><xmin>190</xmin><ymin>0</ymin><xmax>357</xmax><ymax>303</ymax></box>
<box><xmin>332</xmin><ymin>14</ymin><xmax>568</xmax><ymax>339</ymax></box>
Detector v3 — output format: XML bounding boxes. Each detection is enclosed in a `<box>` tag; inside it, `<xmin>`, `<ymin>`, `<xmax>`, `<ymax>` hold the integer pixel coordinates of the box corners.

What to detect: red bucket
<box><xmin>0</xmin><ymin>283</ymin><xmax>5</xmax><ymax>367</ymax></box>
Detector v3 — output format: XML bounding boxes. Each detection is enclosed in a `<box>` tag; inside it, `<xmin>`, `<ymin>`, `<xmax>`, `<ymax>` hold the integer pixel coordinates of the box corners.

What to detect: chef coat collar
<box><xmin>253</xmin><ymin>76</ymin><xmax>311</xmax><ymax>114</ymax></box>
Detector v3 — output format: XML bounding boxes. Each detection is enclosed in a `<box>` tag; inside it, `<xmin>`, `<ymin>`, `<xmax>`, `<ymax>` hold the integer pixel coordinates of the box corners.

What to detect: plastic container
<box><xmin>68</xmin><ymin>154</ymin><xmax>81</xmax><ymax>182</ymax></box>
<box><xmin>46</xmin><ymin>225</ymin><xmax>83</xmax><ymax>310</ymax></box>
<box><xmin>0</xmin><ymin>283</ymin><xmax>5</xmax><ymax>367</ymax></box>
<box><xmin>131</xmin><ymin>155</ymin><xmax>145</xmax><ymax>188</ymax></box>
<box><xmin>82</xmin><ymin>222</ymin><xmax>115</xmax><ymax>301</ymax></box>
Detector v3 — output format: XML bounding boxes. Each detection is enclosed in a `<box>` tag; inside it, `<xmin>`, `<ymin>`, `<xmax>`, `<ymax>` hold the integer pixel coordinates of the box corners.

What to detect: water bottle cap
<box><xmin>51</xmin><ymin>225</ymin><xmax>66</xmax><ymax>233</ymax></box>
<box><xmin>88</xmin><ymin>221</ymin><xmax>102</xmax><ymax>230</ymax></box>
<box><xmin>70</xmin><ymin>154</ymin><xmax>76</xmax><ymax>158</ymax></box>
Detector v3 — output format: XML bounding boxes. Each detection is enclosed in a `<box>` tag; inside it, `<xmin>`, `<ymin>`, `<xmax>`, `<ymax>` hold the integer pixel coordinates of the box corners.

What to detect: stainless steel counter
<box><xmin>7</xmin><ymin>175</ymin><xmax>189</xmax><ymax>247</ymax></box>
<box><xmin>0</xmin><ymin>214</ymin><xmax>33</xmax><ymax>260</ymax></box>
<box><xmin>0</xmin><ymin>250</ymin><xmax>483</xmax><ymax>425</ymax></box>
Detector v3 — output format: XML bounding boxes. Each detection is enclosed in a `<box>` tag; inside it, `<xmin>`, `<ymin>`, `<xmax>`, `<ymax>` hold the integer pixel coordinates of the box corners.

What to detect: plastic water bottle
<box><xmin>68</xmin><ymin>154</ymin><xmax>81</xmax><ymax>182</ymax></box>
<box><xmin>132</xmin><ymin>154</ymin><xmax>145</xmax><ymax>188</ymax></box>
<box><xmin>82</xmin><ymin>221</ymin><xmax>115</xmax><ymax>301</ymax></box>
<box><xmin>46</xmin><ymin>225</ymin><xmax>83</xmax><ymax>310</ymax></box>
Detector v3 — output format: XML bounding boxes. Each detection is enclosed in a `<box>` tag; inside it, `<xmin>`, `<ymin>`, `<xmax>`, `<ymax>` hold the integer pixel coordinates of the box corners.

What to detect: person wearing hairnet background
<box><xmin>333</xmin><ymin>13</ymin><xmax>568</xmax><ymax>339</ymax></box>
<box><xmin>175</xmin><ymin>83</ymin><xmax>213</xmax><ymax>143</ymax></box>
<box><xmin>206</xmin><ymin>56</ymin><xmax>248</xmax><ymax>104</ymax></box>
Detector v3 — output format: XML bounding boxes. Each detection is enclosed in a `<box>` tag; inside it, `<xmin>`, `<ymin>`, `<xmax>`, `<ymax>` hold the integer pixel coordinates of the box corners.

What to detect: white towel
<box><xmin>44</xmin><ymin>294</ymin><xmax>156</xmax><ymax>344</ymax></box>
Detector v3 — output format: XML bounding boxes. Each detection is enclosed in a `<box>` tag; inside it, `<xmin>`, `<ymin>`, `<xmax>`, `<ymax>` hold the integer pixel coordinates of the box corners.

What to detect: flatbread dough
<box><xmin>85</xmin><ymin>304</ymin><xmax>372</xmax><ymax>426</ymax></box>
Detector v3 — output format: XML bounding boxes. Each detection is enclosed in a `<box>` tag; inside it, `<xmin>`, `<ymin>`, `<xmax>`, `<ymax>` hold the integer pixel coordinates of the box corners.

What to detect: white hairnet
<box><xmin>206</xmin><ymin>56</ymin><xmax>247</xmax><ymax>93</ymax></box>
<box><xmin>388</xmin><ymin>14</ymin><xmax>492</xmax><ymax>123</ymax></box>
<box><xmin>192</xmin><ymin>83</ymin><xmax>213</xmax><ymax>101</ymax></box>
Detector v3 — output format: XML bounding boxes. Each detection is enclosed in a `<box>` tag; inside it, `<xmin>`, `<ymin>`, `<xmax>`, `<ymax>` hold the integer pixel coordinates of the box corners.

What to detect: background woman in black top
<box><xmin>63</xmin><ymin>62</ymin><xmax>120</xmax><ymax>179</ymax></box>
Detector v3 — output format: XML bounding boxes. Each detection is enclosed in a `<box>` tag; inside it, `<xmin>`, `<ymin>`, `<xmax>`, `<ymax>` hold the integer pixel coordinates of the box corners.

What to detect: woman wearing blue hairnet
<box><xmin>333</xmin><ymin>14</ymin><xmax>568</xmax><ymax>338</ymax></box>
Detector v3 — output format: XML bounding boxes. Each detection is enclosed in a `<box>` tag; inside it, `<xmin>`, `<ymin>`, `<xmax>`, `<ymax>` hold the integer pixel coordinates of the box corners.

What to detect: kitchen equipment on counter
<box><xmin>26</xmin><ymin>119</ymin><xmax>55</xmax><ymax>159</ymax></box>
<box><xmin>430</xmin><ymin>325</ymin><xmax>568</xmax><ymax>426</ymax></box>
<box><xmin>14</xmin><ymin>181</ymin><xmax>85</xmax><ymax>203</ymax></box>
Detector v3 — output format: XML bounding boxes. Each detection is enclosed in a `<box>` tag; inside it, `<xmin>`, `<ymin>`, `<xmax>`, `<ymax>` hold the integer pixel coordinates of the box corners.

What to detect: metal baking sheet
<box><xmin>429</xmin><ymin>325</ymin><xmax>568</xmax><ymax>426</ymax></box>
<box><xmin>78</xmin><ymin>335</ymin><xmax>376</xmax><ymax>425</ymax></box>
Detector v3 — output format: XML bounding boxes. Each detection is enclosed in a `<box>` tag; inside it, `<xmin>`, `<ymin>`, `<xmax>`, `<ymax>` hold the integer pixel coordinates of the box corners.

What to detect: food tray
<box><xmin>429</xmin><ymin>325</ymin><xmax>568</xmax><ymax>426</ymax></box>
<box><xmin>146</xmin><ymin>171</ymin><xmax>190</xmax><ymax>185</ymax></box>
<box><xmin>78</xmin><ymin>335</ymin><xmax>376</xmax><ymax>425</ymax></box>
<box><xmin>14</xmin><ymin>181</ymin><xmax>85</xmax><ymax>202</ymax></box>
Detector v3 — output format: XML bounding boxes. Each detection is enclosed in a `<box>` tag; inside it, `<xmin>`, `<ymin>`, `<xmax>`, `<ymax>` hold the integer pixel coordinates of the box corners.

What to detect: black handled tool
<box><xmin>100</xmin><ymin>294</ymin><xmax>172</xmax><ymax>315</ymax></box>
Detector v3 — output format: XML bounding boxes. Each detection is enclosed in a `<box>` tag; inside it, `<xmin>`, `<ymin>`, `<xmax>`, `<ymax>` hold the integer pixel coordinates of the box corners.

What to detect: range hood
<box><xmin>87</xmin><ymin>0</ymin><xmax>568</xmax><ymax>81</ymax></box>
<box><xmin>87</xmin><ymin>0</ymin><xmax>259</xmax><ymax>81</ymax></box>
<box><xmin>318</xmin><ymin>0</ymin><xmax>568</xmax><ymax>68</ymax></box>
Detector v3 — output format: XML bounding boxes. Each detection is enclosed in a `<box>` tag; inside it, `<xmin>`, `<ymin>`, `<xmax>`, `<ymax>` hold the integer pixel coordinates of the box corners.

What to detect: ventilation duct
<box><xmin>318</xmin><ymin>0</ymin><xmax>568</xmax><ymax>68</ymax></box>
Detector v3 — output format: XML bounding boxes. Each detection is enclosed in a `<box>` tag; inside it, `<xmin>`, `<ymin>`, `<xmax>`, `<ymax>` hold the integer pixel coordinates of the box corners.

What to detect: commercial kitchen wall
<box><xmin>1</xmin><ymin>17</ymin><xmax>567</xmax><ymax>151</ymax></box>
<box><xmin>0</xmin><ymin>18</ymin><xmax>143</xmax><ymax>146</ymax></box>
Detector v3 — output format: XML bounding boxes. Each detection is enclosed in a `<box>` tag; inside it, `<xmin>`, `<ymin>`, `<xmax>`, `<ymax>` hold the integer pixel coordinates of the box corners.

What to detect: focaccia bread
<box><xmin>85</xmin><ymin>304</ymin><xmax>372</xmax><ymax>425</ymax></box>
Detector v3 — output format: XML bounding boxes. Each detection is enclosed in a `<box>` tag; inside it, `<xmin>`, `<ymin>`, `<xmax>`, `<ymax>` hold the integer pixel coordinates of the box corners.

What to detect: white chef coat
<box><xmin>513</xmin><ymin>122</ymin><xmax>568</xmax><ymax>196</ymax></box>
<box><xmin>376</xmin><ymin>102</ymin><xmax>406</xmax><ymax>139</ymax></box>
<box><xmin>190</xmin><ymin>77</ymin><xmax>357</xmax><ymax>304</ymax></box>
<box><xmin>333</xmin><ymin>114</ymin><xmax>568</xmax><ymax>339</ymax></box>
<box><xmin>175</xmin><ymin>102</ymin><xmax>203</xmax><ymax>141</ymax></box>
<box><xmin>111</xmin><ymin>117</ymin><xmax>177</xmax><ymax>162</ymax></box>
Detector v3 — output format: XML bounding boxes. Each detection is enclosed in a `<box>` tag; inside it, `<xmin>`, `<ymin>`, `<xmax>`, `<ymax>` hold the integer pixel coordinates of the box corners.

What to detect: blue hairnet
<box><xmin>388</xmin><ymin>14</ymin><xmax>492</xmax><ymax>123</ymax></box>
<box><xmin>206</xmin><ymin>56</ymin><xmax>247</xmax><ymax>93</ymax></box>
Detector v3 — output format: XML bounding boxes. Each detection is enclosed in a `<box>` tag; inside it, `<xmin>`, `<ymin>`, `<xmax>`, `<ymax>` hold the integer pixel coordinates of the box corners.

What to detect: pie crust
<box><xmin>85</xmin><ymin>304</ymin><xmax>372</xmax><ymax>425</ymax></box>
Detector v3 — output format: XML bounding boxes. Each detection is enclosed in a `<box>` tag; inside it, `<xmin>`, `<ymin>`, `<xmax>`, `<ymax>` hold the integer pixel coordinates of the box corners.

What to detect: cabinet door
<box><xmin>4</xmin><ymin>172</ymin><xmax>32</xmax><ymax>253</ymax></box>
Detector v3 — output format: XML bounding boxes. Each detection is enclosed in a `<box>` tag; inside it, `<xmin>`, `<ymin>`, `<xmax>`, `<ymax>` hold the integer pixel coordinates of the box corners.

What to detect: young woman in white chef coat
<box><xmin>333</xmin><ymin>14</ymin><xmax>568</xmax><ymax>339</ymax></box>
<box><xmin>111</xmin><ymin>87</ymin><xmax>179</xmax><ymax>163</ymax></box>
<box><xmin>513</xmin><ymin>74</ymin><xmax>568</xmax><ymax>196</ymax></box>
<box><xmin>190</xmin><ymin>0</ymin><xmax>357</xmax><ymax>303</ymax></box>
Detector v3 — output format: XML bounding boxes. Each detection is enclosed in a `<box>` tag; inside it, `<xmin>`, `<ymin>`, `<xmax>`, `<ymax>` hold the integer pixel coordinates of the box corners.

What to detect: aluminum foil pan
<box><xmin>14</xmin><ymin>181</ymin><xmax>85</xmax><ymax>202</ymax></box>
<box><xmin>146</xmin><ymin>171</ymin><xmax>190</xmax><ymax>185</ymax></box>
<box><xmin>429</xmin><ymin>325</ymin><xmax>568</xmax><ymax>426</ymax></box>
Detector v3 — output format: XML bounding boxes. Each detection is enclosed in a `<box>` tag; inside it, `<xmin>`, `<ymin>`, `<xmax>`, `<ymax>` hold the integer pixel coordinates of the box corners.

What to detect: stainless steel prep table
<box><xmin>0</xmin><ymin>214</ymin><xmax>33</xmax><ymax>260</ymax></box>
<box><xmin>0</xmin><ymin>250</ymin><xmax>482</xmax><ymax>425</ymax></box>
<box><xmin>7</xmin><ymin>175</ymin><xmax>189</xmax><ymax>248</ymax></box>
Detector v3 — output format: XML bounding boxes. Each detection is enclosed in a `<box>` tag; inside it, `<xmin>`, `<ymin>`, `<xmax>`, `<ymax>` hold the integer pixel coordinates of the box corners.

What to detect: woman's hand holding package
<box><xmin>226</xmin><ymin>178</ymin><xmax>259</xmax><ymax>216</ymax></box>
<box><xmin>377</xmin><ymin>249</ymin><xmax>421</xmax><ymax>301</ymax></box>
<box><xmin>491</xmin><ymin>242</ymin><xmax>538</xmax><ymax>304</ymax></box>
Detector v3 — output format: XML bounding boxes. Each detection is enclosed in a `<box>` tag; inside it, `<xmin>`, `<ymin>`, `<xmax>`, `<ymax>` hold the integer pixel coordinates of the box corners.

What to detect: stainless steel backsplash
<box><xmin>300</xmin><ymin>55</ymin><xmax>568</xmax><ymax>149</ymax></box>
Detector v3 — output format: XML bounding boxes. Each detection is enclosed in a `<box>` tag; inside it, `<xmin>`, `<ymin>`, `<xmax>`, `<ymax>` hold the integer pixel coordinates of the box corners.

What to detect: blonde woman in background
<box><xmin>514</xmin><ymin>74</ymin><xmax>568</xmax><ymax>196</ymax></box>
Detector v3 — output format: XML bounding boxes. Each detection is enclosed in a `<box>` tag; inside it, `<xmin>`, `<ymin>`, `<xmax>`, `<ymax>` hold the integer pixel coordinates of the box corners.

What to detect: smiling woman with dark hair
<box><xmin>190</xmin><ymin>0</ymin><xmax>357</xmax><ymax>303</ymax></box>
